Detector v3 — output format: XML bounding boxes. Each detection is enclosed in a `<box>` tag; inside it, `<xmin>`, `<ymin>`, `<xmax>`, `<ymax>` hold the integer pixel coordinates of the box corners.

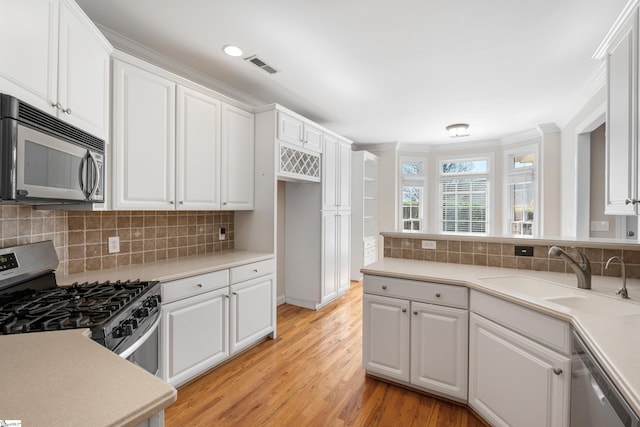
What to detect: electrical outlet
<box><xmin>590</xmin><ymin>221</ymin><xmax>610</xmax><ymax>232</ymax></box>
<box><xmin>219</xmin><ymin>227</ymin><xmax>226</xmax><ymax>241</ymax></box>
<box><xmin>108</xmin><ymin>236</ymin><xmax>120</xmax><ymax>254</ymax></box>
<box><xmin>421</xmin><ymin>240</ymin><xmax>436</xmax><ymax>250</ymax></box>
<box><xmin>515</xmin><ymin>245</ymin><xmax>533</xmax><ymax>257</ymax></box>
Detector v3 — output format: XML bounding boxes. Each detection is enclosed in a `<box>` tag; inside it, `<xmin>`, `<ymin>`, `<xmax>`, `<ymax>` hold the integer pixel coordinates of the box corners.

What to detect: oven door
<box><xmin>16</xmin><ymin>123</ymin><xmax>102</xmax><ymax>202</ymax></box>
<box><xmin>118</xmin><ymin>314</ymin><xmax>161</xmax><ymax>377</ymax></box>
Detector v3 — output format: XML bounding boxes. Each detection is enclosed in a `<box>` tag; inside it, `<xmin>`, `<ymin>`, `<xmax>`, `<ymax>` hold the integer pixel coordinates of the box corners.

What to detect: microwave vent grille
<box><xmin>18</xmin><ymin>103</ymin><xmax>104</xmax><ymax>151</ymax></box>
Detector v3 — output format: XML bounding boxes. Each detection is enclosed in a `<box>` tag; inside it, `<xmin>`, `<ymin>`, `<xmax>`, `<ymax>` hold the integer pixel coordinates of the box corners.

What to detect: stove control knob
<box><xmin>134</xmin><ymin>307</ymin><xmax>150</xmax><ymax>318</ymax></box>
<box><xmin>145</xmin><ymin>296</ymin><xmax>160</xmax><ymax>308</ymax></box>
<box><xmin>123</xmin><ymin>323</ymin><xmax>134</xmax><ymax>336</ymax></box>
<box><xmin>112</xmin><ymin>326</ymin><xmax>124</xmax><ymax>338</ymax></box>
<box><xmin>126</xmin><ymin>318</ymin><xmax>139</xmax><ymax>330</ymax></box>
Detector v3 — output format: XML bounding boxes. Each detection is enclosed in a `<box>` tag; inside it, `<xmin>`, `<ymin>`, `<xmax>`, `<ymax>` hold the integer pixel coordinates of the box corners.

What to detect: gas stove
<box><xmin>0</xmin><ymin>241</ymin><xmax>160</xmax><ymax>354</ymax></box>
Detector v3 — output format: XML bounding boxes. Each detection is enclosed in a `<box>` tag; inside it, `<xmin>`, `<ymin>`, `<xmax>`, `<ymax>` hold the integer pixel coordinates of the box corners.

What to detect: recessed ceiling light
<box><xmin>222</xmin><ymin>44</ymin><xmax>243</xmax><ymax>57</ymax></box>
<box><xmin>446</xmin><ymin>123</ymin><xmax>470</xmax><ymax>138</ymax></box>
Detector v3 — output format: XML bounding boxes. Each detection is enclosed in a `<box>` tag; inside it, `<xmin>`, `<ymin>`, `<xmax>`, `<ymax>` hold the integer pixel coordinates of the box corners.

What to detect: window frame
<box><xmin>436</xmin><ymin>154</ymin><xmax>493</xmax><ymax>235</ymax></box>
<box><xmin>503</xmin><ymin>144</ymin><xmax>539</xmax><ymax>237</ymax></box>
<box><xmin>398</xmin><ymin>156</ymin><xmax>427</xmax><ymax>232</ymax></box>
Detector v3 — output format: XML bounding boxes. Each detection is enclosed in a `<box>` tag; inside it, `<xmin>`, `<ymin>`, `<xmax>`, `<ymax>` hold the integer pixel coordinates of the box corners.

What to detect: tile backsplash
<box><xmin>383</xmin><ymin>236</ymin><xmax>640</xmax><ymax>279</ymax></box>
<box><xmin>0</xmin><ymin>206</ymin><xmax>234</xmax><ymax>275</ymax></box>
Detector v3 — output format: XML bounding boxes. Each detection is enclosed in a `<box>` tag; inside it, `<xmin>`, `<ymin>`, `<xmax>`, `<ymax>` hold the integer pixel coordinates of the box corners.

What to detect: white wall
<box><xmin>560</xmin><ymin>86</ymin><xmax>606</xmax><ymax>237</ymax></box>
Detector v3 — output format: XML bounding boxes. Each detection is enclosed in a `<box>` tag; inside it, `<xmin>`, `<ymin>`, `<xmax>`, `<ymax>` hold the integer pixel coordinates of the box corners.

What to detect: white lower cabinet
<box><xmin>469</xmin><ymin>292</ymin><xmax>571</xmax><ymax>427</ymax></box>
<box><xmin>230</xmin><ymin>275</ymin><xmax>275</xmax><ymax>354</ymax></box>
<box><xmin>161</xmin><ymin>258</ymin><xmax>275</xmax><ymax>387</ymax></box>
<box><xmin>362</xmin><ymin>275</ymin><xmax>468</xmax><ymax>402</ymax></box>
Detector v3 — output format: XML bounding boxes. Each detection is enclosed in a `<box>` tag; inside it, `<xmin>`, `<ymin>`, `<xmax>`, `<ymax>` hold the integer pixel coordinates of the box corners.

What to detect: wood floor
<box><xmin>164</xmin><ymin>281</ymin><xmax>487</xmax><ymax>427</ymax></box>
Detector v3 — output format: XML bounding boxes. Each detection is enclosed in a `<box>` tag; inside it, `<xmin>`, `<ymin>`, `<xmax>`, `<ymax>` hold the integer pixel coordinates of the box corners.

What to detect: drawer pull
<box><xmin>413</xmin><ymin>311</ymin><xmax>418</xmax><ymax>315</ymax></box>
<box><xmin>382</xmin><ymin>285</ymin><xmax>387</xmax><ymax>290</ymax></box>
<box><xmin>553</xmin><ymin>368</ymin><xmax>563</xmax><ymax>376</ymax></box>
<box><xmin>253</xmin><ymin>269</ymin><xmax>258</xmax><ymax>273</ymax></box>
<box><xmin>401</xmin><ymin>308</ymin><xmax>407</xmax><ymax>313</ymax></box>
<box><xmin>435</xmin><ymin>293</ymin><xmax>441</xmax><ymax>298</ymax></box>
<box><xmin>232</xmin><ymin>291</ymin><xmax>238</xmax><ymax>295</ymax></box>
<box><xmin>197</xmin><ymin>284</ymin><xmax>203</xmax><ymax>288</ymax></box>
<box><xmin>225</xmin><ymin>294</ymin><xmax>229</xmax><ymax>299</ymax></box>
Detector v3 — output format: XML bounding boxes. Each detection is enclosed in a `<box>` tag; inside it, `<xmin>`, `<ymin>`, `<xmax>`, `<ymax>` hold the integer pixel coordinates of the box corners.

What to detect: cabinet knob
<box><xmin>552</xmin><ymin>368</ymin><xmax>563</xmax><ymax>376</ymax></box>
<box><xmin>401</xmin><ymin>308</ymin><xmax>407</xmax><ymax>313</ymax></box>
<box><xmin>179</xmin><ymin>201</ymin><xmax>184</xmax><ymax>204</ymax></box>
<box><xmin>435</xmin><ymin>293</ymin><xmax>441</xmax><ymax>298</ymax></box>
<box><xmin>52</xmin><ymin>102</ymin><xmax>62</xmax><ymax>109</ymax></box>
<box><xmin>253</xmin><ymin>269</ymin><xmax>258</xmax><ymax>273</ymax></box>
<box><xmin>169</xmin><ymin>201</ymin><xmax>174</xmax><ymax>204</ymax></box>
<box><xmin>197</xmin><ymin>283</ymin><xmax>203</xmax><ymax>288</ymax></box>
<box><xmin>382</xmin><ymin>285</ymin><xmax>387</xmax><ymax>290</ymax></box>
<box><xmin>413</xmin><ymin>311</ymin><xmax>418</xmax><ymax>315</ymax></box>
<box><xmin>625</xmin><ymin>198</ymin><xmax>638</xmax><ymax>205</ymax></box>
<box><xmin>225</xmin><ymin>294</ymin><xmax>229</xmax><ymax>299</ymax></box>
<box><xmin>62</xmin><ymin>107</ymin><xmax>71</xmax><ymax>115</ymax></box>
<box><xmin>232</xmin><ymin>291</ymin><xmax>238</xmax><ymax>295</ymax></box>
<box><xmin>223</xmin><ymin>202</ymin><xmax>228</xmax><ymax>205</ymax></box>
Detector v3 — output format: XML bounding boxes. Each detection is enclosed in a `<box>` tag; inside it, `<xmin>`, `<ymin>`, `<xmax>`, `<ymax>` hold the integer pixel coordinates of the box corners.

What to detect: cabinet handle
<box><xmin>225</xmin><ymin>294</ymin><xmax>229</xmax><ymax>299</ymax></box>
<box><xmin>253</xmin><ymin>269</ymin><xmax>258</xmax><ymax>273</ymax></box>
<box><xmin>232</xmin><ymin>291</ymin><xmax>238</xmax><ymax>295</ymax></box>
<box><xmin>552</xmin><ymin>368</ymin><xmax>563</xmax><ymax>376</ymax></box>
<box><xmin>62</xmin><ymin>107</ymin><xmax>71</xmax><ymax>115</ymax></box>
<box><xmin>625</xmin><ymin>198</ymin><xmax>638</xmax><ymax>205</ymax></box>
<box><xmin>179</xmin><ymin>201</ymin><xmax>184</xmax><ymax>204</ymax></box>
<box><xmin>169</xmin><ymin>201</ymin><xmax>174</xmax><ymax>204</ymax></box>
<box><xmin>223</xmin><ymin>202</ymin><xmax>228</xmax><ymax>205</ymax></box>
<box><xmin>413</xmin><ymin>311</ymin><xmax>418</xmax><ymax>315</ymax></box>
<box><xmin>401</xmin><ymin>308</ymin><xmax>407</xmax><ymax>313</ymax></box>
<box><xmin>382</xmin><ymin>285</ymin><xmax>387</xmax><ymax>290</ymax></box>
<box><xmin>52</xmin><ymin>102</ymin><xmax>62</xmax><ymax>109</ymax></box>
<box><xmin>197</xmin><ymin>283</ymin><xmax>203</xmax><ymax>288</ymax></box>
<box><xmin>435</xmin><ymin>293</ymin><xmax>441</xmax><ymax>298</ymax></box>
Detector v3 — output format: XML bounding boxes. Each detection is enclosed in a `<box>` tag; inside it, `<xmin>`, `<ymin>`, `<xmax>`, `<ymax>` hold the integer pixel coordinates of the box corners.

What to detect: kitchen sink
<box><xmin>478</xmin><ymin>275</ymin><xmax>579</xmax><ymax>299</ymax></box>
<box><xmin>544</xmin><ymin>295</ymin><xmax>640</xmax><ymax>317</ymax></box>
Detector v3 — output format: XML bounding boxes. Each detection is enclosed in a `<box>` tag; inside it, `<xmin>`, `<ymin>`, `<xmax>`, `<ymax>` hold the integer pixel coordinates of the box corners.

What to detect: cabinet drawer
<box><xmin>470</xmin><ymin>290</ymin><xmax>571</xmax><ymax>355</ymax></box>
<box><xmin>364</xmin><ymin>275</ymin><xmax>468</xmax><ymax>309</ymax></box>
<box><xmin>230</xmin><ymin>259</ymin><xmax>275</xmax><ymax>284</ymax></box>
<box><xmin>364</xmin><ymin>239</ymin><xmax>377</xmax><ymax>249</ymax></box>
<box><xmin>161</xmin><ymin>270</ymin><xmax>229</xmax><ymax>304</ymax></box>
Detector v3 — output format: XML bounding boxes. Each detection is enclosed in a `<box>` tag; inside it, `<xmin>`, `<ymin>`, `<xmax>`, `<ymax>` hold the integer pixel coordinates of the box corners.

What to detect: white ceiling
<box><xmin>76</xmin><ymin>0</ymin><xmax>627</xmax><ymax>145</ymax></box>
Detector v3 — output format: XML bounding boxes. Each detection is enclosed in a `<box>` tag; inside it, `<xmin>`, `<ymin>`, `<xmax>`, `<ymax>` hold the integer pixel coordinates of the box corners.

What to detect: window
<box><xmin>506</xmin><ymin>149</ymin><xmax>537</xmax><ymax>236</ymax></box>
<box><xmin>439</xmin><ymin>158</ymin><xmax>489</xmax><ymax>233</ymax></box>
<box><xmin>400</xmin><ymin>159</ymin><xmax>425</xmax><ymax>231</ymax></box>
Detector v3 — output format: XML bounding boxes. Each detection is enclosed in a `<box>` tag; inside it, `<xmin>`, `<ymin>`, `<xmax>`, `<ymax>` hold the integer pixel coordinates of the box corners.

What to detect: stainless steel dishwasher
<box><xmin>571</xmin><ymin>331</ymin><xmax>640</xmax><ymax>426</ymax></box>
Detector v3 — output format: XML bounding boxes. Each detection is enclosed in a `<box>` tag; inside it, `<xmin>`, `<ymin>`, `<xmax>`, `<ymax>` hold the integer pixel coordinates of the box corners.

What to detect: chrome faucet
<box><xmin>605</xmin><ymin>256</ymin><xmax>628</xmax><ymax>299</ymax></box>
<box><xmin>548</xmin><ymin>246</ymin><xmax>591</xmax><ymax>289</ymax></box>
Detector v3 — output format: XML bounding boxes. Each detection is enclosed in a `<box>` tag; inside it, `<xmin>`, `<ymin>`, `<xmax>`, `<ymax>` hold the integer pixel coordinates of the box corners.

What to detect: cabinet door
<box><xmin>303</xmin><ymin>123</ymin><xmax>323</xmax><ymax>152</ymax></box>
<box><xmin>321</xmin><ymin>212</ymin><xmax>338</xmax><ymax>304</ymax></box>
<box><xmin>230</xmin><ymin>275</ymin><xmax>274</xmax><ymax>354</ymax></box>
<box><xmin>411</xmin><ymin>302</ymin><xmax>468</xmax><ymax>400</ymax></box>
<box><xmin>57</xmin><ymin>0</ymin><xmax>110</xmax><ymax>139</ymax></box>
<box><xmin>113</xmin><ymin>60</ymin><xmax>176</xmax><ymax>210</ymax></box>
<box><xmin>0</xmin><ymin>0</ymin><xmax>58</xmax><ymax>116</ymax></box>
<box><xmin>337</xmin><ymin>212</ymin><xmax>351</xmax><ymax>293</ymax></box>
<box><xmin>176</xmin><ymin>86</ymin><xmax>221</xmax><ymax>210</ymax></box>
<box><xmin>606</xmin><ymin>11</ymin><xmax>637</xmax><ymax>215</ymax></box>
<box><xmin>338</xmin><ymin>140</ymin><xmax>351</xmax><ymax>210</ymax></box>
<box><xmin>162</xmin><ymin>287</ymin><xmax>229</xmax><ymax>387</ymax></box>
<box><xmin>323</xmin><ymin>134</ymin><xmax>339</xmax><ymax>209</ymax></box>
<box><xmin>469</xmin><ymin>313</ymin><xmax>570</xmax><ymax>427</ymax></box>
<box><xmin>221</xmin><ymin>104</ymin><xmax>255</xmax><ymax>210</ymax></box>
<box><xmin>277</xmin><ymin>111</ymin><xmax>303</xmax><ymax>146</ymax></box>
<box><xmin>362</xmin><ymin>294</ymin><xmax>410</xmax><ymax>382</ymax></box>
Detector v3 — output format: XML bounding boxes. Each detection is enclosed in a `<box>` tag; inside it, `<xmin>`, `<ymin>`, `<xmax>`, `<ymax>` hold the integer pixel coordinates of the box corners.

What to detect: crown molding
<box><xmin>97</xmin><ymin>24</ymin><xmax>266</xmax><ymax>108</ymax></box>
<box><xmin>498</xmin><ymin>128</ymin><xmax>541</xmax><ymax>145</ymax></box>
<box><xmin>353</xmin><ymin>142</ymin><xmax>398</xmax><ymax>152</ymax></box>
<box><xmin>593</xmin><ymin>0</ymin><xmax>639</xmax><ymax>59</ymax></box>
<box><xmin>537</xmin><ymin>123</ymin><xmax>561</xmax><ymax>134</ymax></box>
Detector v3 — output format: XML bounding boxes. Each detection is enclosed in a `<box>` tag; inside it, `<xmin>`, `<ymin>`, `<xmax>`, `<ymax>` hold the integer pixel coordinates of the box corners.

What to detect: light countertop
<box><xmin>0</xmin><ymin>329</ymin><xmax>176</xmax><ymax>427</ymax></box>
<box><xmin>361</xmin><ymin>258</ymin><xmax>640</xmax><ymax>416</ymax></box>
<box><xmin>57</xmin><ymin>250</ymin><xmax>274</xmax><ymax>286</ymax></box>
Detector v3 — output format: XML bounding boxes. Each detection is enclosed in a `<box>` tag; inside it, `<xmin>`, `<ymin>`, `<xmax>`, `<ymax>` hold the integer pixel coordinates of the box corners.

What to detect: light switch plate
<box><xmin>108</xmin><ymin>236</ymin><xmax>120</xmax><ymax>253</ymax></box>
<box><xmin>421</xmin><ymin>240</ymin><xmax>436</xmax><ymax>250</ymax></box>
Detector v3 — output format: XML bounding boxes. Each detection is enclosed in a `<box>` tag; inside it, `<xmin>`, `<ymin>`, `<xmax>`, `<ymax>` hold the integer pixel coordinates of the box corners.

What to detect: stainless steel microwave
<box><xmin>0</xmin><ymin>94</ymin><xmax>104</xmax><ymax>204</ymax></box>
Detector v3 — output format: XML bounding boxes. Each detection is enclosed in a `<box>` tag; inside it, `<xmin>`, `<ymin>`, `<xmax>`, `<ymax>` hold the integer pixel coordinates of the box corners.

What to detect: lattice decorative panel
<box><xmin>280</xmin><ymin>145</ymin><xmax>321</xmax><ymax>179</ymax></box>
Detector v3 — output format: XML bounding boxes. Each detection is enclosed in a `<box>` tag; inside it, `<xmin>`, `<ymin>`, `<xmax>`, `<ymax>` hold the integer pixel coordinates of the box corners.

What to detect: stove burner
<box><xmin>0</xmin><ymin>279</ymin><xmax>154</xmax><ymax>335</ymax></box>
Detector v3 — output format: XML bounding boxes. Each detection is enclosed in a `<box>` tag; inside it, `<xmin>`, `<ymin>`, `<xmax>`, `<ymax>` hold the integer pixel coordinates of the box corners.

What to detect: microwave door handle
<box><xmin>80</xmin><ymin>154</ymin><xmax>89</xmax><ymax>197</ymax></box>
<box><xmin>87</xmin><ymin>151</ymin><xmax>100</xmax><ymax>201</ymax></box>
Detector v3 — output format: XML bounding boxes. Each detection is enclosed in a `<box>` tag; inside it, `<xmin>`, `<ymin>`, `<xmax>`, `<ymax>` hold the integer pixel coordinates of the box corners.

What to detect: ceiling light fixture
<box><xmin>222</xmin><ymin>44</ymin><xmax>243</xmax><ymax>57</ymax></box>
<box><xmin>446</xmin><ymin>123</ymin><xmax>470</xmax><ymax>138</ymax></box>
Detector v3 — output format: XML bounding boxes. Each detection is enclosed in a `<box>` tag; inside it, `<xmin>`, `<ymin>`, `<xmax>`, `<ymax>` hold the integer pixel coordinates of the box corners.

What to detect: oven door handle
<box><xmin>118</xmin><ymin>314</ymin><xmax>161</xmax><ymax>359</ymax></box>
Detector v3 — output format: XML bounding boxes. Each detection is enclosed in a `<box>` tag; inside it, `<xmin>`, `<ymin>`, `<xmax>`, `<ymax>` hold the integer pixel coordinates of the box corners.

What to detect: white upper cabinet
<box><xmin>0</xmin><ymin>0</ymin><xmax>111</xmax><ymax>139</ymax></box>
<box><xmin>322</xmin><ymin>135</ymin><xmax>352</xmax><ymax>210</ymax></box>
<box><xmin>113</xmin><ymin>60</ymin><xmax>176</xmax><ymax>210</ymax></box>
<box><xmin>112</xmin><ymin>54</ymin><xmax>254</xmax><ymax>211</ymax></box>
<box><xmin>176</xmin><ymin>86</ymin><xmax>221</xmax><ymax>210</ymax></box>
<box><xmin>221</xmin><ymin>104</ymin><xmax>255</xmax><ymax>210</ymax></box>
<box><xmin>277</xmin><ymin>111</ymin><xmax>322</xmax><ymax>152</ymax></box>
<box><xmin>604</xmin><ymin>9</ymin><xmax>638</xmax><ymax>215</ymax></box>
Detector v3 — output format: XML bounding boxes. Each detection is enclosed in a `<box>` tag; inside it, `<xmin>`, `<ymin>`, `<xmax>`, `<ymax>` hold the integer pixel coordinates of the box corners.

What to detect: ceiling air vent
<box><xmin>245</xmin><ymin>55</ymin><xmax>279</xmax><ymax>74</ymax></box>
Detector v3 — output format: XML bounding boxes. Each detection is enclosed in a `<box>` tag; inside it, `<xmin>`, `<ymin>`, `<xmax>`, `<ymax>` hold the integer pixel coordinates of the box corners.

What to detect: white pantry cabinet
<box><xmin>0</xmin><ymin>0</ymin><xmax>112</xmax><ymax>139</ymax></box>
<box><xmin>469</xmin><ymin>291</ymin><xmax>570</xmax><ymax>427</ymax></box>
<box><xmin>362</xmin><ymin>275</ymin><xmax>469</xmax><ymax>402</ymax></box>
<box><xmin>322</xmin><ymin>134</ymin><xmax>352</xmax><ymax>211</ymax></box>
<box><xmin>112</xmin><ymin>53</ymin><xmax>254</xmax><ymax>211</ymax></box>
